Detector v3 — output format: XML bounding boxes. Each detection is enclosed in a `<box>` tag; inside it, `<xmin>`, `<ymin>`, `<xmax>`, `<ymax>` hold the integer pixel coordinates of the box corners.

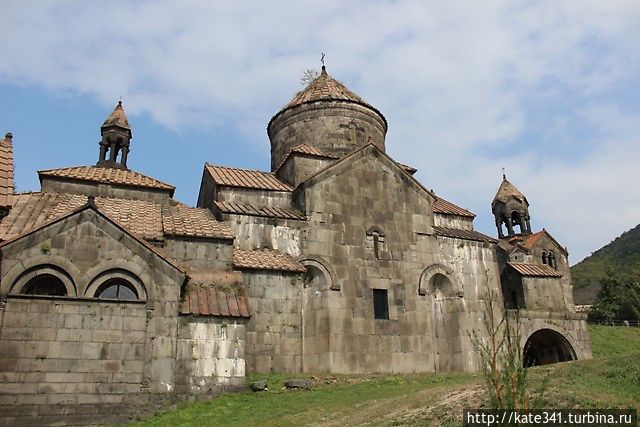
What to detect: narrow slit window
<box><xmin>373</xmin><ymin>289</ymin><xmax>389</xmax><ymax>320</ymax></box>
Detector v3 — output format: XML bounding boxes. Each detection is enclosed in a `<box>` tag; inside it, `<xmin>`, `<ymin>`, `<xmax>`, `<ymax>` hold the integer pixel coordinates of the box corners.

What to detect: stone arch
<box><xmin>85</xmin><ymin>268</ymin><xmax>147</xmax><ymax>301</ymax></box>
<box><xmin>523</xmin><ymin>328</ymin><xmax>576</xmax><ymax>367</ymax></box>
<box><xmin>9</xmin><ymin>264</ymin><xmax>77</xmax><ymax>297</ymax></box>
<box><xmin>418</xmin><ymin>264</ymin><xmax>463</xmax><ymax>297</ymax></box>
<box><xmin>83</xmin><ymin>259</ymin><xmax>154</xmax><ymax>301</ymax></box>
<box><xmin>299</xmin><ymin>256</ymin><xmax>338</xmax><ymax>290</ymax></box>
<box><xmin>1</xmin><ymin>254</ymin><xmax>83</xmax><ymax>296</ymax></box>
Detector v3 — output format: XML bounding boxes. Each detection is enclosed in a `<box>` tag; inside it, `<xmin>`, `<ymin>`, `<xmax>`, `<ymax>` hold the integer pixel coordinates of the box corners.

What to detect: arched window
<box><xmin>542</xmin><ymin>251</ymin><xmax>548</xmax><ymax>265</ymax></box>
<box><xmin>21</xmin><ymin>274</ymin><xmax>67</xmax><ymax>296</ymax></box>
<box><xmin>548</xmin><ymin>252</ymin><xmax>557</xmax><ymax>269</ymax></box>
<box><xmin>95</xmin><ymin>278</ymin><xmax>138</xmax><ymax>300</ymax></box>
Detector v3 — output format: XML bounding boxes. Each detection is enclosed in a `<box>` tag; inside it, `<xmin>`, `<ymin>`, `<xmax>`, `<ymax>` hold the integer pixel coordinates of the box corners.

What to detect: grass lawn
<box><xmin>132</xmin><ymin>325</ymin><xmax>640</xmax><ymax>426</ymax></box>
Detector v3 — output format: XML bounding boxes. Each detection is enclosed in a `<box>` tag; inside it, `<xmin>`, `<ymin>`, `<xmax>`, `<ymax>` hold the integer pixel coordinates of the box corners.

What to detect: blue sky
<box><xmin>1</xmin><ymin>1</ymin><xmax>639</xmax><ymax>264</ymax></box>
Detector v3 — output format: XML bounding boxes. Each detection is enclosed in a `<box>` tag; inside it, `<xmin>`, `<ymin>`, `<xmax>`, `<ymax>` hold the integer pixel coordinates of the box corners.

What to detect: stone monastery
<box><xmin>0</xmin><ymin>66</ymin><xmax>591</xmax><ymax>424</ymax></box>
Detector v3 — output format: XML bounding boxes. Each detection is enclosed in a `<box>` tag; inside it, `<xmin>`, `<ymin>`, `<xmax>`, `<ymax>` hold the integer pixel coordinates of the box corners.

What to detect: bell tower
<box><xmin>491</xmin><ymin>174</ymin><xmax>532</xmax><ymax>238</ymax></box>
<box><xmin>97</xmin><ymin>101</ymin><xmax>132</xmax><ymax>169</ymax></box>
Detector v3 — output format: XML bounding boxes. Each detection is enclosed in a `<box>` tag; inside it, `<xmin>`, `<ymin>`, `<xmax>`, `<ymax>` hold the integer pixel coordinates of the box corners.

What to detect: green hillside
<box><xmin>571</xmin><ymin>223</ymin><xmax>640</xmax><ymax>304</ymax></box>
<box><xmin>132</xmin><ymin>325</ymin><xmax>640</xmax><ymax>427</ymax></box>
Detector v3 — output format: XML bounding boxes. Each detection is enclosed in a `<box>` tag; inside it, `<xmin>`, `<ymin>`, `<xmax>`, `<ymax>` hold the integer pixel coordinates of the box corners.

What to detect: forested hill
<box><xmin>571</xmin><ymin>223</ymin><xmax>640</xmax><ymax>304</ymax></box>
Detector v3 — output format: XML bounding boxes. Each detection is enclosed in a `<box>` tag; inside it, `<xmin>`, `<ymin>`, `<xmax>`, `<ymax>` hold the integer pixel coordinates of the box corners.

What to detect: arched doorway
<box><xmin>523</xmin><ymin>329</ymin><xmax>576</xmax><ymax>367</ymax></box>
<box><xmin>429</xmin><ymin>273</ymin><xmax>463</xmax><ymax>372</ymax></box>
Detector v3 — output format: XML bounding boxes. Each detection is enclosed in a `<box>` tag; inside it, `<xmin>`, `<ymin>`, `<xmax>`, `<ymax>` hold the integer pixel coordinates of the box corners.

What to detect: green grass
<box><xmin>588</xmin><ymin>324</ymin><xmax>640</xmax><ymax>357</ymax></box>
<box><xmin>132</xmin><ymin>325</ymin><xmax>640</xmax><ymax>426</ymax></box>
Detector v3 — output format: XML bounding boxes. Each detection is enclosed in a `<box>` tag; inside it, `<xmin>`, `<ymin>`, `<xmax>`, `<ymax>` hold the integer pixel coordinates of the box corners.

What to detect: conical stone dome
<box><xmin>492</xmin><ymin>176</ymin><xmax>528</xmax><ymax>208</ymax></box>
<box><xmin>102</xmin><ymin>101</ymin><xmax>131</xmax><ymax>130</ymax></box>
<box><xmin>267</xmin><ymin>66</ymin><xmax>387</xmax><ymax>171</ymax></box>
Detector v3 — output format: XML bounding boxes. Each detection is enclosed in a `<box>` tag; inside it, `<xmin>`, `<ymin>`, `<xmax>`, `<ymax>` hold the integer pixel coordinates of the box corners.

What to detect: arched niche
<box><xmin>299</xmin><ymin>257</ymin><xmax>338</xmax><ymax>291</ymax></box>
<box><xmin>10</xmin><ymin>264</ymin><xmax>77</xmax><ymax>297</ymax></box>
<box><xmin>418</xmin><ymin>264</ymin><xmax>463</xmax><ymax>298</ymax></box>
<box><xmin>523</xmin><ymin>328</ymin><xmax>576</xmax><ymax>367</ymax></box>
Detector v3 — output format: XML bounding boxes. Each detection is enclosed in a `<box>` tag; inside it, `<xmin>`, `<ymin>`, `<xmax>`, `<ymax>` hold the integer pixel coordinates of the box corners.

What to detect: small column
<box><xmin>496</xmin><ymin>219</ymin><xmax>504</xmax><ymax>238</ymax></box>
<box><xmin>506</xmin><ymin>217</ymin><xmax>514</xmax><ymax>236</ymax></box>
<box><xmin>120</xmin><ymin>144</ymin><xmax>129</xmax><ymax>168</ymax></box>
<box><xmin>98</xmin><ymin>140</ymin><xmax>108</xmax><ymax>163</ymax></box>
<box><xmin>109</xmin><ymin>141</ymin><xmax>117</xmax><ymax>161</ymax></box>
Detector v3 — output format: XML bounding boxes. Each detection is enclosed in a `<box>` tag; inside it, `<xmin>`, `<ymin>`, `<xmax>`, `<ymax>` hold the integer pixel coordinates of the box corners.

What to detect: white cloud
<box><xmin>1</xmin><ymin>0</ymin><xmax>639</xmax><ymax>262</ymax></box>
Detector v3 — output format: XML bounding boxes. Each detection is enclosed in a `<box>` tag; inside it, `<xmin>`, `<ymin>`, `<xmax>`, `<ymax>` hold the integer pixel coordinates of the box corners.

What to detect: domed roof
<box><xmin>102</xmin><ymin>101</ymin><xmax>130</xmax><ymax>130</ymax></box>
<box><xmin>270</xmin><ymin>66</ymin><xmax>386</xmax><ymax>130</ymax></box>
<box><xmin>492</xmin><ymin>175</ymin><xmax>528</xmax><ymax>207</ymax></box>
<box><xmin>284</xmin><ymin>66</ymin><xmax>372</xmax><ymax>109</ymax></box>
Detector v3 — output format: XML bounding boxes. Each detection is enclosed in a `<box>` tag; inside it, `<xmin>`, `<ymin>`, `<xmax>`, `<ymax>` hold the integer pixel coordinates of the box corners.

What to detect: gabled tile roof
<box><xmin>433</xmin><ymin>196</ymin><xmax>475</xmax><ymax>218</ymax></box>
<box><xmin>179</xmin><ymin>283</ymin><xmax>250</xmax><ymax>318</ymax></box>
<box><xmin>0</xmin><ymin>200</ymin><xmax>185</xmax><ymax>274</ymax></box>
<box><xmin>162</xmin><ymin>203</ymin><xmax>234</xmax><ymax>240</ymax></box>
<box><xmin>502</xmin><ymin>229</ymin><xmax>568</xmax><ymax>256</ymax></box>
<box><xmin>433</xmin><ymin>226</ymin><xmax>497</xmax><ymax>243</ymax></box>
<box><xmin>38</xmin><ymin>166</ymin><xmax>175</xmax><ymax>193</ymax></box>
<box><xmin>508</xmin><ymin>262</ymin><xmax>562</xmax><ymax>278</ymax></box>
<box><xmin>205</xmin><ymin>164</ymin><xmax>293</xmax><ymax>191</ymax></box>
<box><xmin>274</xmin><ymin>144</ymin><xmax>338</xmax><ymax>174</ymax></box>
<box><xmin>214</xmin><ymin>201</ymin><xmax>306</xmax><ymax>221</ymax></box>
<box><xmin>289</xmin><ymin>144</ymin><xmax>338</xmax><ymax>159</ymax></box>
<box><xmin>0</xmin><ymin>193</ymin><xmax>233</xmax><ymax>242</ymax></box>
<box><xmin>233</xmin><ymin>248</ymin><xmax>306</xmax><ymax>273</ymax></box>
<box><xmin>0</xmin><ymin>134</ymin><xmax>15</xmax><ymax>208</ymax></box>
<box><xmin>519</xmin><ymin>230</ymin><xmax>545</xmax><ymax>251</ymax></box>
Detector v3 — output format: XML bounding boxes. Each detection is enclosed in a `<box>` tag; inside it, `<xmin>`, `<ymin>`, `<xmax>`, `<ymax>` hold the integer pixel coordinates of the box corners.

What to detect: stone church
<box><xmin>0</xmin><ymin>66</ymin><xmax>590</xmax><ymax>425</ymax></box>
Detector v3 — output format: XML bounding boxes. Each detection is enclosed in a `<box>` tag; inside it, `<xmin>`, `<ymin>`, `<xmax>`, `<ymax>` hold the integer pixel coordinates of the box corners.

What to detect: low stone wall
<box><xmin>0</xmin><ymin>296</ymin><xmax>247</xmax><ymax>426</ymax></box>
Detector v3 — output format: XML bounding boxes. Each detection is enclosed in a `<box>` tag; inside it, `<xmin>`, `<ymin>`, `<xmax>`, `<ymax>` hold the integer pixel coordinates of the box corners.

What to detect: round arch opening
<box><xmin>22</xmin><ymin>274</ymin><xmax>67</xmax><ymax>296</ymax></box>
<box><xmin>523</xmin><ymin>329</ymin><xmax>576</xmax><ymax>367</ymax></box>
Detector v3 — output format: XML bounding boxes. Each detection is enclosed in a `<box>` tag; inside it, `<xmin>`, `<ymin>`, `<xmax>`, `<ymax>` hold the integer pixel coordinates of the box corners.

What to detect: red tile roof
<box><xmin>233</xmin><ymin>249</ymin><xmax>306</xmax><ymax>273</ymax></box>
<box><xmin>162</xmin><ymin>203</ymin><xmax>234</xmax><ymax>240</ymax></box>
<box><xmin>214</xmin><ymin>201</ymin><xmax>306</xmax><ymax>221</ymax></box>
<box><xmin>0</xmin><ymin>200</ymin><xmax>185</xmax><ymax>274</ymax></box>
<box><xmin>518</xmin><ymin>230</ymin><xmax>545</xmax><ymax>251</ymax></box>
<box><xmin>508</xmin><ymin>262</ymin><xmax>562</xmax><ymax>278</ymax></box>
<box><xmin>501</xmin><ymin>229</ymin><xmax>567</xmax><ymax>256</ymax></box>
<box><xmin>0</xmin><ymin>134</ymin><xmax>15</xmax><ymax>208</ymax></box>
<box><xmin>433</xmin><ymin>196</ymin><xmax>475</xmax><ymax>218</ymax></box>
<box><xmin>38</xmin><ymin>166</ymin><xmax>175</xmax><ymax>193</ymax></box>
<box><xmin>0</xmin><ymin>193</ymin><xmax>232</xmax><ymax>242</ymax></box>
<box><xmin>205</xmin><ymin>164</ymin><xmax>293</xmax><ymax>191</ymax></box>
<box><xmin>179</xmin><ymin>283</ymin><xmax>250</xmax><ymax>318</ymax></box>
<box><xmin>433</xmin><ymin>226</ymin><xmax>497</xmax><ymax>243</ymax></box>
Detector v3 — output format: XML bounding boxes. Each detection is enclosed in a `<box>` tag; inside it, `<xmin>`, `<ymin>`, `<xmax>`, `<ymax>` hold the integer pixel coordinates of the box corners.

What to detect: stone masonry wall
<box><xmin>0</xmin><ymin>297</ymin><xmax>147</xmax><ymax>426</ymax></box>
<box><xmin>217</xmin><ymin>187</ymin><xmax>293</xmax><ymax>210</ymax></box>
<box><xmin>224</xmin><ymin>214</ymin><xmax>304</xmax><ymax>257</ymax></box>
<box><xmin>40</xmin><ymin>178</ymin><xmax>171</xmax><ymax>203</ymax></box>
<box><xmin>293</xmin><ymin>147</ymin><xmax>508</xmax><ymax>374</ymax></box>
<box><xmin>175</xmin><ymin>317</ymin><xmax>246</xmax><ymax>394</ymax></box>
<box><xmin>433</xmin><ymin>213</ymin><xmax>474</xmax><ymax>231</ymax></box>
<box><xmin>277</xmin><ymin>156</ymin><xmax>334</xmax><ymax>188</ymax></box>
<box><xmin>269</xmin><ymin>101</ymin><xmax>387</xmax><ymax>170</ymax></box>
<box><xmin>0</xmin><ymin>210</ymin><xmax>190</xmax><ymax>425</ymax></box>
<box><xmin>242</xmin><ymin>271</ymin><xmax>303</xmax><ymax>373</ymax></box>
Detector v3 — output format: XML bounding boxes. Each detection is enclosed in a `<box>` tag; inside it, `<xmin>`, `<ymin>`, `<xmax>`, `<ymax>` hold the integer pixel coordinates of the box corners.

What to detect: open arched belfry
<box><xmin>0</xmin><ymin>67</ymin><xmax>591</xmax><ymax>425</ymax></box>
